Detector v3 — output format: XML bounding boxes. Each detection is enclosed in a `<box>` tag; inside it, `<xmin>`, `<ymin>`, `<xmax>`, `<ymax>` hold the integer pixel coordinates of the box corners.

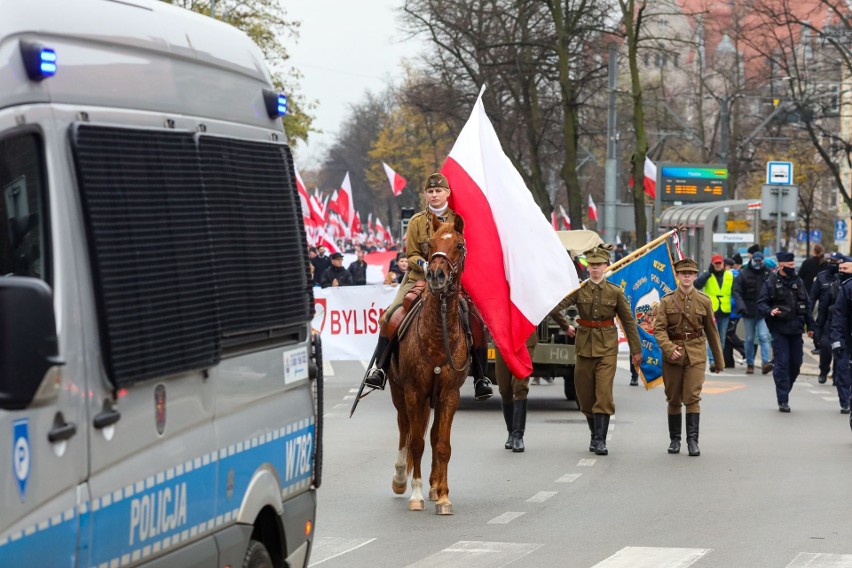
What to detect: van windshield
<box><xmin>0</xmin><ymin>132</ymin><xmax>47</xmax><ymax>280</ymax></box>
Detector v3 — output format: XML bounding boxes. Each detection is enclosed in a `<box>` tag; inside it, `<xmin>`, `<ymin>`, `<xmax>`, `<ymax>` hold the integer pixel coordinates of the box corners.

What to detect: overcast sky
<box><xmin>285</xmin><ymin>0</ymin><xmax>425</xmax><ymax>168</ymax></box>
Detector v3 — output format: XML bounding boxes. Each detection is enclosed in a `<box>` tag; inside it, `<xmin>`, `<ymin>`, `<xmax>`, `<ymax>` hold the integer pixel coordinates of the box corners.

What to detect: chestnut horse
<box><xmin>389</xmin><ymin>214</ymin><xmax>470</xmax><ymax>515</ymax></box>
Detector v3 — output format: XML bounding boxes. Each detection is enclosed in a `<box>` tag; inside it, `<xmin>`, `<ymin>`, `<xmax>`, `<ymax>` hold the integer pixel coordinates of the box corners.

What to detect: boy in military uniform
<box><xmin>654</xmin><ymin>258</ymin><xmax>724</xmax><ymax>457</ymax></box>
<box><xmin>556</xmin><ymin>245</ymin><xmax>642</xmax><ymax>455</ymax></box>
<box><xmin>363</xmin><ymin>173</ymin><xmax>493</xmax><ymax>400</ymax></box>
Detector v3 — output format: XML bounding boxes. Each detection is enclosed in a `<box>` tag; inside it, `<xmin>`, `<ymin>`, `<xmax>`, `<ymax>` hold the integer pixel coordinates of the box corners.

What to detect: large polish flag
<box><xmin>442</xmin><ymin>87</ymin><xmax>579</xmax><ymax>379</ymax></box>
<box><xmin>382</xmin><ymin>162</ymin><xmax>407</xmax><ymax>196</ymax></box>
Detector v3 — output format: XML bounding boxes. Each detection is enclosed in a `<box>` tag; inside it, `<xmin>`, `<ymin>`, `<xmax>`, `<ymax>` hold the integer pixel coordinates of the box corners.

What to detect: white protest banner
<box><xmin>312</xmin><ymin>285</ymin><xmax>398</xmax><ymax>360</ymax></box>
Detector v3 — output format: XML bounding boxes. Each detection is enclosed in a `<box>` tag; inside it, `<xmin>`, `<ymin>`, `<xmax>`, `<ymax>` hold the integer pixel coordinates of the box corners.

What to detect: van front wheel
<box><xmin>242</xmin><ymin>539</ymin><xmax>274</xmax><ymax>568</ymax></box>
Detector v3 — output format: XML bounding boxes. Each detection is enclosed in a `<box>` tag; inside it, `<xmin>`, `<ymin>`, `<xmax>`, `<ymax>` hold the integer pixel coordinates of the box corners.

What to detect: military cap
<box><xmin>777</xmin><ymin>251</ymin><xmax>795</xmax><ymax>262</ymax></box>
<box><xmin>830</xmin><ymin>252</ymin><xmax>851</xmax><ymax>263</ymax></box>
<box><xmin>673</xmin><ymin>258</ymin><xmax>699</xmax><ymax>273</ymax></box>
<box><xmin>584</xmin><ymin>245</ymin><xmax>611</xmax><ymax>264</ymax></box>
<box><xmin>425</xmin><ymin>173</ymin><xmax>450</xmax><ymax>191</ymax></box>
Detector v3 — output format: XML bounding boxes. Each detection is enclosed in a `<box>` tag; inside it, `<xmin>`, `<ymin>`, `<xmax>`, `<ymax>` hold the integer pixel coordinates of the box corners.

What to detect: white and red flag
<box><xmin>442</xmin><ymin>87</ymin><xmax>579</xmax><ymax>379</ymax></box>
<box><xmin>559</xmin><ymin>205</ymin><xmax>571</xmax><ymax>230</ymax></box>
<box><xmin>628</xmin><ymin>156</ymin><xmax>657</xmax><ymax>198</ymax></box>
<box><xmin>550</xmin><ymin>211</ymin><xmax>559</xmax><ymax>230</ymax></box>
<box><xmin>588</xmin><ymin>194</ymin><xmax>598</xmax><ymax>222</ymax></box>
<box><xmin>336</xmin><ymin>172</ymin><xmax>355</xmax><ymax>232</ymax></box>
<box><xmin>374</xmin><ymin>217</ymin><xmax>389</xmax><ymax>244</ymax></box>
<box><xmin>294</xmin><ymin>167</ymin><xmax>313</xmax><ymax>227</ymax></box>
<box><xmin>382</xmin><ymin>162</ymin><xmax>407</xmax><ymax>196</ymax></box>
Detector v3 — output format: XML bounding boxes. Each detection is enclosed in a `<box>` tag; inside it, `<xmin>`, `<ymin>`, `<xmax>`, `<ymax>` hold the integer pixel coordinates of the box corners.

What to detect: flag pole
<box><xmin>606</xmin><ymin>227</ymin><xmax>680</xmax><ymax>275</ymax></box>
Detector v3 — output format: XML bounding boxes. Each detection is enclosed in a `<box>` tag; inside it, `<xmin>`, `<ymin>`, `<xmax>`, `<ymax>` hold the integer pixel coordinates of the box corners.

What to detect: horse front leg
<box><xmin>406</xmin><ymin>395</ymin><xmax>430</xmax><ymax>511</ymax></box>
<box><xmin>389</xmin><ymin>380</ymin><xmax>409</xmax><ymax>495</ymax></box>
<box><xmin>431</xmin><ymin>387</ymin><xmax>461</xmax><ymax>515</ymax></box>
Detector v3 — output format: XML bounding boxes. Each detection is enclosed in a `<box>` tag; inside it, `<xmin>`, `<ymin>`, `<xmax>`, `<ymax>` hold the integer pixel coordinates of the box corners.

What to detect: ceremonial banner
<box><xmin>312</xmin><ymin>285</ymin><xmax>397</xmax><ymax>360</ymax></box>
<box><xmin>606</xmin><ymin>242</ymin><xmax>677</xmax><ymax>388</ymax></box>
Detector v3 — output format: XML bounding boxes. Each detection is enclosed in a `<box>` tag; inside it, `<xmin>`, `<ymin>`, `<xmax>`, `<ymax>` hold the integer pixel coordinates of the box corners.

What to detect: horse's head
<box><xmin>426</xmin><ymin>213</ymin><xmax>466</xmax><ymax>294</ymax></box>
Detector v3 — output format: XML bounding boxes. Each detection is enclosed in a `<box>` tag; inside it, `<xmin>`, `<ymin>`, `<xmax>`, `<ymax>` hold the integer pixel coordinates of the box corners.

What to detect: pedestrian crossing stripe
<box><xmin>591</xmin><ymin>547</ymin><xmax>710</xmax><ymax>567</ymax></box>
<box><xmin>702</xmin><ymin>380</ymin><xmax>746</xmax><ymax>394</ymax></box>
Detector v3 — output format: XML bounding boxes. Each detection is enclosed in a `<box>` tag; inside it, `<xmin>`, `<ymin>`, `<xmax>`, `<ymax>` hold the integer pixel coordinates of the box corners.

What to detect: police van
<box><xmin>0</xmin><ymin>1</ymin><xmax>322</xmax><ymax>566</ymax></box>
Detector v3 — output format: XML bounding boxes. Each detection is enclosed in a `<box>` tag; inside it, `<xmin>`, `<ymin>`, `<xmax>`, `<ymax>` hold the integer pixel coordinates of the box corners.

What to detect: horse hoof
<box><xmin>408</xmin><ymin>499</ymin><xmax>425</xmax><ymax>511</ymax></box>
<box><xmin>392</xmin><ymin>480</ymin><xmax>407</xmax><ymax>495</ymax></box>
<box><xmin>435</xmin><ymin>502</ymin><xmax>453</xmax><ymax>515</ymax></box>
<box><xmin>428</xmin><ymin>488</ymin><xmax>438</xmax><ymax>501</ymax></box>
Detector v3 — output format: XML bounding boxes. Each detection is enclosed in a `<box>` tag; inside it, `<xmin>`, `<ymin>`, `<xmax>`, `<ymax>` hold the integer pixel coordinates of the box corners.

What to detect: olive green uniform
<box><xmin>383</xmin><ymin>208</ymin><xmax>457</xmax><ymax>321</ymax></box>
<box><xmin>654</xmin><ymin>287</ymin><xmax>724</xmax><ymax>413</ymax></box>
<box><xmin>556</xmin><ymin>279</ymin><xmax>642</xmax><ymax>416</ymax></box>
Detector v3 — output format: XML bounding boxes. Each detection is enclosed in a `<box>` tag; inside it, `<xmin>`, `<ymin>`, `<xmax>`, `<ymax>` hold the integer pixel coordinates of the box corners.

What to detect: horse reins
<box><xmin>424</xmin><ymin>243</ymin><xmax>471</xmax><ymax>374</ymax></box>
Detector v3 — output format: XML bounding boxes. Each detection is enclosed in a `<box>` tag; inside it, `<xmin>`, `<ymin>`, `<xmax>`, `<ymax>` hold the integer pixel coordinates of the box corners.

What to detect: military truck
<box><xmin>487</xmin><ymin>230</ymin><xmax>604</xmax><ymax>404</ymax></box>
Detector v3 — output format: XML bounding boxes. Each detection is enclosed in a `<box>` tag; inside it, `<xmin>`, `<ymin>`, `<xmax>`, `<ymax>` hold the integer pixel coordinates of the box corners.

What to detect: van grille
<box><xmin>71</xmin><ymin>124</ymin><xmax>310</xmax><ymax>387</ymax></box>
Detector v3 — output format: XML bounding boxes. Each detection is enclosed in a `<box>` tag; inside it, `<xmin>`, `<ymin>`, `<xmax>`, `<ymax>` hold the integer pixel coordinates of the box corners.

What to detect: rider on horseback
<box><xmin>363</xmin><ymin>173</ymin><xmax>493</xmax><ymax>400</ymax></box>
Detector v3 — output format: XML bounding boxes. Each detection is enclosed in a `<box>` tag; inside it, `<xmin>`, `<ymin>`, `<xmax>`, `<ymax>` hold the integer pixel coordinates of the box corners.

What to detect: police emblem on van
<box><xmin>154</xmin><ymin>384</ymin><xmax>166</xmax><ymax>435</ymax></box>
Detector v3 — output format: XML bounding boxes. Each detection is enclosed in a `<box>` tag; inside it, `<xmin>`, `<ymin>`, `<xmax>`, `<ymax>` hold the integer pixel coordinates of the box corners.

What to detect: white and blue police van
<box><xmin>0</xmin><ymin>0</ymin><xmax>323</xmax><ymax>566</ymax></box>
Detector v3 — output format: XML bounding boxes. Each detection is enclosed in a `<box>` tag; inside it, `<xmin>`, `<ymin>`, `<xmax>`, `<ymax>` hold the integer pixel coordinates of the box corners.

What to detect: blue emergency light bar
<box><xmin>20</xmin><ymin>40</ymin><xmax>57</xmax><ymax>81</ymax></box>
<box><xmin>263</xmin><ymin>89</ymin><xmax>287</xmax><ymax>118</ymax></box>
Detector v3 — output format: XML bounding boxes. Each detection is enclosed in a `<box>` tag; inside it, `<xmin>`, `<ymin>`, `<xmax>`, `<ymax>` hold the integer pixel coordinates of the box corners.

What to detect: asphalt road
<box><xmin>310</xmin><ymin>350</ymin><xmax>852</xmax><ymax>568</ymax></box>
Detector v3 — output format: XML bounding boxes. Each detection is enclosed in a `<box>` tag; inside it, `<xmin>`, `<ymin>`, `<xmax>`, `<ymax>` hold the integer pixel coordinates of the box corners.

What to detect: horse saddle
<box><xmin>381</xmin><ymin>280</ymin><xmax>427</xmax><ymax>343</ymax></box>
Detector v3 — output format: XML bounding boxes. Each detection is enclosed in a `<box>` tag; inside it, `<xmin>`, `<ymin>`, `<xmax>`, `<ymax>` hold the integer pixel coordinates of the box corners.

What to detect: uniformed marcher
<box><xmin>363</xmin><ymin>173</ymin><xmax>493</xmax><ymax>400</ymax></box>
<box><xmin>810</xmin><ymin>253</ymin><xmax>845</xmax><ymax>385</ymax></box>
<box><xmin>757</xmin><ymin>251</ymin><xmax>815</xmax><ymax>413</ymax></box>
<box><xmin>827</xmin><ymin>257</ymin><xmax>852</xmax><ymax>414</ymax></box>
<box><xmin>555</xmin><ymin>245</ymin><xmax>642</xmax><ymax>456</ymax></box>
<box><xmin>497</xmin><ymin>309</ymin><xmax>572</xmax><ymax>453</ymax></box>
<box><xmin>654</xmin><ymin>258</ymin><xmax>724</xmax><ymax>457</ymax></box>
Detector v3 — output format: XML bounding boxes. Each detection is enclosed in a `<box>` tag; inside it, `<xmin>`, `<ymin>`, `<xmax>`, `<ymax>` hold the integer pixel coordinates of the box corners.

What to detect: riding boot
<box><xmin>686</xmin><ymin>413</ymin><xmax>700</xmax><ymax>456</ymax></box>
<box><xmin>471</xmin><ymin>346</ymin><xmax>494</xmax><ymax>400</ymax></box>
<box><xmin>364</xmin><ymin>335</ymin><xmax>391</xmax><ymax>390</ymax></box>
<box><xmin>593</xmin><ymin>413</ymin><xmax>610</xmax><ymax>456</ymax></box>
<box><xmin>667</xmin><ymin>413</ymin><xmax>682</xmax><ymax>454</ymax></box>
<box><xmin>511</xmin><ymin>399</ymin><xmax>527</xmax><ymax>453</ymax></box>
<box><xmin>586</xmin><ymin>415</ymin><xmax>595</xmax><ymax>453</ymax></box>
<box><xmin>502</xmin><ymin>403</ymin><xmax>514</xmax><ymax>450</ymax></box>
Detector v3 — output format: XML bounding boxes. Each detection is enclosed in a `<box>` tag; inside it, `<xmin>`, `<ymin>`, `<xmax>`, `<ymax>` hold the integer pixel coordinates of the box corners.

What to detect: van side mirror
<box><xmin>0</xmin><ymin>277</ymin><xmax>63</xmax><ymax>410</ymax></box>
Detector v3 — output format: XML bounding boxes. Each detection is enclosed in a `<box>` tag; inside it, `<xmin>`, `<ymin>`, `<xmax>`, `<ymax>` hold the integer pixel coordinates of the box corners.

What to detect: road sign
<box><xmin>760</xmin><ymin>184</ymin><xmax>798</xmax><ymax>221</ymax></box>
<box><xmin>811</xmin><ymin>229</ymin><xmax>822</xmax><ymax>243</ymax></box>
<box><xmin>726</xmin><ymin>219</ymin><xmax>750</xmax><ymax>231</ymax></box>
<box><xmin>659</xmin><ymin>163</ymin><xmax>728</xmax><ymax>203</ymax></box>
<box><xmin>713</xmin><ymin>233</ymin><xmax>754</xmax><ymax>243</ymax></box>
<box><xmin>837</xmin><ymin>229</ymin><xmax>848</xmax><ymax>241</ymax></box>
<box><xmin>766</xmin><ymin>161</ymin><xmax>793</xmax><ymax>185</ymax></box>
<box><xmin>836</xmin><ymin>219</ymin><xmax>847</xmax><ymax>231</ymax></box>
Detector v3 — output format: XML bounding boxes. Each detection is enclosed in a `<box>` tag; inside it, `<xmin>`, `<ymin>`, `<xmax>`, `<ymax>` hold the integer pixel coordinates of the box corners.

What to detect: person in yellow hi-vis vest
<box><xmin>695</xmin><ymin>253</ymin><xmax>733</xmax><ymax>368</ymax></box>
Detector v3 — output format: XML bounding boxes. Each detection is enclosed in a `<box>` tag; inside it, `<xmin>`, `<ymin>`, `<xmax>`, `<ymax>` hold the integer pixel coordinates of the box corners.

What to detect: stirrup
<box><xmin>474</xmin><ymin>377</ymin><xmax>493</xmax><ymax>400</ymax></box>
<box><xmin>364</xmin><ymin>368</ymin><xmax>387</xmax><ymax>390</ymax></box>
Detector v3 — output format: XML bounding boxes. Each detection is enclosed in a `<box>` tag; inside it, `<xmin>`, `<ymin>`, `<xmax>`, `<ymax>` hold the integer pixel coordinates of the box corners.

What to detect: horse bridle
<box><xmin>423</xmin><ymin>240</ymin><xmax>470</xmax><ymax>373</ymax></box>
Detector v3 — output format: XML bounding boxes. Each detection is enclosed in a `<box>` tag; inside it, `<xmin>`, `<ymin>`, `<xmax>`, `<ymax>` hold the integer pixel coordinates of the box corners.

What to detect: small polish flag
<box><xmin>559</xmin><ymin>205</ymin><xmax>571</xmax><ymax>230</ymax></box>
<box><xmin>588</xmin><ymin>194</ymin><xmax>598</xmax><ymax>222</ymax></box>
<box><xmin>382</xmin><ymin>162</ymin><xmax>407</xmax><ymax>197</ymax></box>
<box><xmin>442</xmin><ymin>86</ymin><xmax>579</xmax><ymax>379</ymax></box>
<box><xmin>336</xmin><ymin>172</ymin><xmax>355</xmax><ymax>232</ymax></box>
<box><xmin>551</xmin><ymin>211</ymin><xmax>559</xmax><ymax>230</ymax></box>
<box><xmin>628</xmin><ymin>156</ymin><xmax>657</xmax><ymax>198</ymax></box>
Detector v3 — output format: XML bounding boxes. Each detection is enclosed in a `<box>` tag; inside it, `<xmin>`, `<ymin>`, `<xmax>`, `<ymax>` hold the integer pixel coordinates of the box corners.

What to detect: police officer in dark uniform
<box><xmin>827</xmin><ymin>257</ymin><xmax>852</xmax><ymax>414</ymax></box>
<box><xmin>810</xmin><ymin>253</ymin><xmax>845</xmax><ymax>384</ymax></box>
<box><xmin>757</xmin><ymin>251</ymin><xmax>815</xmax><ymax>412</ymax></box>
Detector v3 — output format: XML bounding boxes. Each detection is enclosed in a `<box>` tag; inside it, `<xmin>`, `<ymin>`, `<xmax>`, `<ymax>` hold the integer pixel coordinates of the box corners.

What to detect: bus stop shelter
<box><xmin>658</xmin><ymin>199</ymin><xmax>759</xmax><ymax>267</ymax></box>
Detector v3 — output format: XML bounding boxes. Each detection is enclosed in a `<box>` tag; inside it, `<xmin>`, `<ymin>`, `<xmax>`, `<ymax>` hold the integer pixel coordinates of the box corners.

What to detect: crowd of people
<box><xmin>308</xmin><ymin>245</ymin><xmax>408</xmax><ymax>288</ymax></box>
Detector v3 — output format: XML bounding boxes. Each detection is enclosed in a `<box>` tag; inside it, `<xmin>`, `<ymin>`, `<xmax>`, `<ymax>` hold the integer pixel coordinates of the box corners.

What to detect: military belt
<box><xmin>669</xmin><ymin>331</ymin><xmax>704</xmax><ymax>341</ymax></box>
<box><xmin>577</xmin><ymin>318</ymin><xmax>615</xmax><ymax>328</ymax></box>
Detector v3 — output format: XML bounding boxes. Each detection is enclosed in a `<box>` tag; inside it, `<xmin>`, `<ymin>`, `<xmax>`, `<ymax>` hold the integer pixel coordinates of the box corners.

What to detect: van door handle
<box><xmin>48</xmin><ymin>421</ymin><xmax>77</xmax><ymax>443</ymax></box>
<box><xmin>93</xmin><ymin>408</ymin><xmax>121</xmax><ymax>429</ymax></box>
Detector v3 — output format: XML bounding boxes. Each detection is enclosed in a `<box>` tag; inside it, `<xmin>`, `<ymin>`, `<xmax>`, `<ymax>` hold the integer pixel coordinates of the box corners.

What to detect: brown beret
<box><xmin>425</xmin><ymin>173</ymin><xmax>450</xmax><ymax>190</ymax></box>
<box><xmin>674</xmin><ymin>258</ymin><xmax>699</xmax><ymax>273</ymax></box>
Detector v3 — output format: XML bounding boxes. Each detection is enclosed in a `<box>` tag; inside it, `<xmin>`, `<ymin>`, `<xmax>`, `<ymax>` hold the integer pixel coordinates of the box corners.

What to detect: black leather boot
<box><xmin>502</xmin><ymin>403</ymin><xmax>514</xmax><ymax>450</ymax></box>
<box><xmin>471</xmin><ymin>346</ymin><xmax>494</xmax><ymax>400</ymax></box>
<box><xmin>586</xmin><ymin>415</ymin><xmax>595</xmax><ymax>453</ymax></box>
<box><xmin>593</xmin><ymin>413</ymin><xmax>610</xmax><ymax>455</ymax></box>
<box><xmin>668</xmin><ymin>413</ymin><xmax>682</xmax><ymax>454</ymax></box>
<box><xmin>686</xmin><ymin>413</ymin><xmax>700</xmax><ymax>456</ymax></box>
<box><xmin>511</xmin><ymin>399</ymin><xmax>526</xmax><ymax>452</ymax></box>
<box><xmin>364</xmin><ymin>335</ymin><xmax>391</xmax><ymax>390</ymax></box>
